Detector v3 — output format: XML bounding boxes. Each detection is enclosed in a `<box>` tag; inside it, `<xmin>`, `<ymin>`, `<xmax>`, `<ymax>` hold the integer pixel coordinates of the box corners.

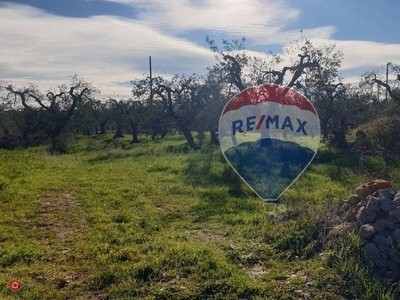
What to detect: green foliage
<box><xmin>325</xmin><ymin>233</ymin><xmax>400</xmax><ymax>300</ymax></box>
<box><xmin>350</xmin><ymin>116</ymin><xmax>400</xmax><ymax>158</ymax></box>
<box><xmin>0</xmin><ymin>76</ymin><xmax>97</xmax><ymax>152</ymax></box>
<box><xmin>48</xmin><ymin>131</ymin><xmax>75</xmax><ymax>154</ymax></box>
<box><xmin>273</xmin><ymin>216</ymin><xmax>321</xmax><ymax>258</ymax></box>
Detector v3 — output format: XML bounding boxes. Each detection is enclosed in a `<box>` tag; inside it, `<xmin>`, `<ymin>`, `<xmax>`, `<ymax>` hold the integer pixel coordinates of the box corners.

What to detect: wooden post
<box><xmin>149</xmin><ymin>56</ymin><xmax>153</xmax><ymax>102</ymax></box>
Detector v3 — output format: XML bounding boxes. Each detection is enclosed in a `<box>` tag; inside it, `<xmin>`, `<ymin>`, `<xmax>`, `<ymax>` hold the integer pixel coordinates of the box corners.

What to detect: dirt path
<box><xmin>31</xmin><ymin>187</ymin><xmax>90</xmax><ymax>294</ymax></box>
<box><xmin>35</xmin><ymin>187</ymin><xmax>85</xmax><ymax>247</ymax></box>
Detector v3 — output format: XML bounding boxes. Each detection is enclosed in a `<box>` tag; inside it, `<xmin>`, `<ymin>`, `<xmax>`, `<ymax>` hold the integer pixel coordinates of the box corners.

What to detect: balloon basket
<box><xmin>263</xmin><ymin>202</ymin><xmax>287</xmax><ymax>215</ymax></box>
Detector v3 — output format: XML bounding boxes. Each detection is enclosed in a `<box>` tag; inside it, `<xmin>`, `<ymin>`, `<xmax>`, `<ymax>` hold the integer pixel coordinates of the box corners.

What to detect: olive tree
<box><xmin>1</xmin><ymin>76</ymin><xmax>97</xmax><ymax>152</ymax></box>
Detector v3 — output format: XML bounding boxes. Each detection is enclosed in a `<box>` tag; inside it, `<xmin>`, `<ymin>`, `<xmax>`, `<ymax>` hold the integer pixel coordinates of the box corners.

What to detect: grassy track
<box><xmin>1</xmin><ymin>134</ymin><xmax>400</xmax><ymax>299</ymax></box>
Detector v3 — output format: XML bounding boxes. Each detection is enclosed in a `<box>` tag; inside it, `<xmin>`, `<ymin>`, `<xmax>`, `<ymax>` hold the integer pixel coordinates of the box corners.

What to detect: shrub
<box><xmin>350</xmin><ymin>116</ymin><xmax>400</xmax><ymax>158</ymax></box>
<box><xmin>48</xmin><ymin>132</ymin><xmax>75</xmax><ymax>154</ymax></box>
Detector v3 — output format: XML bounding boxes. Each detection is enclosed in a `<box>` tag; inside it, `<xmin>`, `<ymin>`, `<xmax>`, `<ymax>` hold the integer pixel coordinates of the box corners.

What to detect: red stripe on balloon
<box><xmin>222</xmin><ymin>84</ymin><xmax>316</xmax><ymax>115</ymax></box>
<box><xmin>255</xmin><ymin>115</ymin><xmax>266</xmax><ymax>130</ymax></box>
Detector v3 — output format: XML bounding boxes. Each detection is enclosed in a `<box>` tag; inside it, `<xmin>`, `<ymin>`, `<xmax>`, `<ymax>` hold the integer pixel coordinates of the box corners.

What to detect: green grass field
<box><xmin>1</xmin><ymin>133</ymin><xmax>400</xmax><ymax>299</ymax></box>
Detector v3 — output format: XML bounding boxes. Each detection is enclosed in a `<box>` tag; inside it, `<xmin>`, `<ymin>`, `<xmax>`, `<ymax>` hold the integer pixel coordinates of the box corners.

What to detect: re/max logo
<box><xmin>232</xmin><ymin>115</ymin><xmax>308</xmax><ymax>136</ymax></box>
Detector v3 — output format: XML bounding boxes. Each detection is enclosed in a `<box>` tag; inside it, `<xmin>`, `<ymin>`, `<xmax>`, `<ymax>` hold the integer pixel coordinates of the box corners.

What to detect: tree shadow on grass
<box><xmin>184</xmin><ymin>149</ymin><xmax>263</xmax><ymax>221</ymax></box>
<box><xmin>85</xmin><ymin>149</ymin><xmax>147</xmax><ymax>164</ymax></box>
<box><xmin>183</xmin><ymin>147</ymin><xmax>249</xmax><ymax>198</ymax></box>
<box><xmin>190</xmin><ymin>189</ymin><xmax>262</xmax><ymax>222</ymax></box>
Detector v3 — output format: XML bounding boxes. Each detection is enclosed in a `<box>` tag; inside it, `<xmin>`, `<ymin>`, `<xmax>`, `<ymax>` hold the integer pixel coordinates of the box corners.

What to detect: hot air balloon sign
<box><xmin>218</xmin><ymin>84</ymin><xmax>320</xmax><ymax>202</ymax></box>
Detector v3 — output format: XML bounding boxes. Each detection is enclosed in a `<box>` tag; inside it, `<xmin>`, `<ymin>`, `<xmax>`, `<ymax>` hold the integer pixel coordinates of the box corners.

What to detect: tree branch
<box><xmin>371</xmin><ymin>77</ymin><xmax>400</xmax><ymax>102</ymax></box>
<box><xmin>223</xmin><ymin>54</ymin><xmax>245</xmax><ymax>91</ymax></box>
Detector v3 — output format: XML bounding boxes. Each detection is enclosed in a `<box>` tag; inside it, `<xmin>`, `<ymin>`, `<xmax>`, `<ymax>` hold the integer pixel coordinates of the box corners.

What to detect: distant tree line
<box><xmin>0</xmin><ymin>37</ymin><xmax>399</xmax><ymax>153</ymax></box>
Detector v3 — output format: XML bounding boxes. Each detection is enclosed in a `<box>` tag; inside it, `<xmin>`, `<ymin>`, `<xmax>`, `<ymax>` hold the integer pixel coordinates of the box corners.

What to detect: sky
<box><xmin>0</xmin><ymin>0</ymin><xmax>400</xmax><ymax>97</ymax></box>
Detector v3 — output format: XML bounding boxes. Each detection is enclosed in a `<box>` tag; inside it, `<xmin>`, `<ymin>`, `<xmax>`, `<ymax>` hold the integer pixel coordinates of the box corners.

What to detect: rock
<box><xmin>347</xmin><ymin>195</ymin><xmax>362</xmax><ymax>206</ymax></box>
<box><xmin>356</xmin><ymin>206</ymin><xmax>376</xmax><ymax>223</ymax></box>
<box><xmin>355</xmin><ymin>200</ymin><xmax>366</xmax><ymax>211</ymax></box>
<box><xmin>380</xmin><ymin>198</ymin><xmax>398</xmax><ymax>212</ymax></box>
<box><xmin>378</xmin><ymin>189</ymin><xmax>397</xmax><ymax>200</ymax></box>
<box><xmin>335</xmin><ymin>209</ymin><xmax>345</xmax><ymax>218</ymax></box>
<box><xmin>356</xmin><ymin>180</ymin><xmax>392</xmax><ymax>199</ymax></box>
<box><xmin>375</xmin><ymin>211</ymin><xmax>387</xmax><ymax>219</ymax></box>
<box><xmin>363</xmin><ymin>242</ymin><xmax>382</xmax><ymax>259</ymax></box>
<box><xmin>360</xmin><ymin>224</ymin><xmax>375</xmax><ymax>240</ymax></box>
<box><xmin>229</xmin><ymin>244</ymin><xmax>240</xmax><ymax>250</ymax></box>
<box><xmin>382</xmin><ymin>270</ymin><xmax>400</xmax><ymax>282</ymax></box>
<box><xmin>335</xmin><ymin>181</ymin><xmax>400</xmax><ymax>280</ymax></box>
<box><xmin>341</xmin><ymin>203</ymin><xmax>351</xmax><ymax>212</ymax></box>
<box><xmin>388</xmin><ymin>249</ymin><xmax>400</xmax><ymax>264</ymax></box>
<box><xmin>373</xmin><ymin>257</ymin><xmax>393</xmax><ymax>269</ymax></box>
<box><xmin>372</xmin><ymin>219</ymin><xmax>396</xmax><ymax>232</ymax></box>
<box><xmin>388</xmin><ymin>207</ymin><xmax>400</xmax><ymax>223</ymax></box>
<box><xmin>379</xmin><ymin>230</ymin><xmax>392</xmax><ymax>238</ymax></box>
<box><xmin>344</xmin><ymin>209</ymin><xmax>358</xmax><ymax>222</ymax></box>
<box><xmin>388</xmin><ymin>250</ymin><xmax>400</xmax><ymax>265</ymax></box>
<box><xmin>366</xmin><ymin>196</ymin><xmax>381</xmax><ymax>212</ymax></box>
<box><xmin>328</xmin><ymin>223</ymin><xmax>357</xmax><ymax>237</ymax></box>
<box><xmin>392</xmin><ymin>229</ymin><xmax>400</xmax><ymax>241</ymax></box>
<box><xmin>344</xmin><ymin>208</ymin><xmax>358</xmax><ymax>222</ymax></box>
<box><xmin>373</xmin><ymin>234</ymin><xmax>391</xmax><ymax>252</ymax></box>
<box><xmin>394</xmin><ymin>193</ymin><xmax>400</xmax><ymax>204</ymax></box>
<box><xmin>395</xmin><ymin>192</ymin><xmax>400</xmax><ymax>200</ymax></box>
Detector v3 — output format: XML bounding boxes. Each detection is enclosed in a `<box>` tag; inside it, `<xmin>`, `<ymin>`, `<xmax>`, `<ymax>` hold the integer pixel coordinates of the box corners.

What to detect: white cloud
<box><xmin>1</xmin><ymin>1</ymin><xmax>400</xmax><ymax>98</ymax></box>
<box><xmin>297</xmin><ymin>38</ymin><xmax>400</xmax><ymax>83</ymax></box>
<box><xmin>336</xmin><ymin>40</ymin><xmax>400</xmax><ymax>71</ymax></box>
<box><xmin>101</xmin><ymin>0</ymin><xmax>335</xmax><ymax>45</ymax></box>
<box><xmin>0</xmin><ymin>3</ymin><xmax>215</xmax><ymax>97</ymax></box>
<box><xmin>103</xmin><ymin>0</ymin><xmax>400</xmax><ymax>77</ymax></box>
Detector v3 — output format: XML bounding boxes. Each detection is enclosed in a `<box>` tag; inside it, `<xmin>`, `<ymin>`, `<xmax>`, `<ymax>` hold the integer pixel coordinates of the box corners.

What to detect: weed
<box><xmin>90</xmin><ymin>270</ymin><xmax>117</xmax><ymax>290</ymax></box>
<box><xmin>0</xmin><ymin>245</ymin><xmax>43</xmax><ymax>267</ymax></box>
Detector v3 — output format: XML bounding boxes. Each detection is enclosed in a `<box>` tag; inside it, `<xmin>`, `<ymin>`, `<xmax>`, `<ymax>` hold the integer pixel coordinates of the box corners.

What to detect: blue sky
<box><xmin>1</xmin><ymin>0</ymin><xmax>399</xmax><ymax>97</ymax></box>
